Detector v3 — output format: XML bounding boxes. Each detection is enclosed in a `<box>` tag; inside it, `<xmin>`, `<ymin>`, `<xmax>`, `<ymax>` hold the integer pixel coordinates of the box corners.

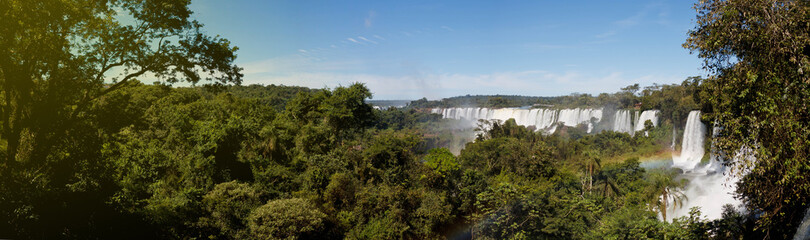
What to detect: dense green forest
<box><xmin>0</xmin><ymin>80</ymin><xmax>752</xmax><ymax>239</ymax></box>
<box><xmin>1</xmin><ymin>0</ymin><xmax>809</xmax><ymax>239</ymax></box>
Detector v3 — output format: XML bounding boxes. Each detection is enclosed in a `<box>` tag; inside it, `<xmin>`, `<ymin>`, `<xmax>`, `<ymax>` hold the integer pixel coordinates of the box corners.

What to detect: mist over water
<box><xmin>668</xmin><ymin>111</ymin><xmax>742</xmax><ymax>220</ymax></box>
<box><xmin>433</xmin><ymin>107</ymin><xmax>745</xmax><ymax>221</ymax></box>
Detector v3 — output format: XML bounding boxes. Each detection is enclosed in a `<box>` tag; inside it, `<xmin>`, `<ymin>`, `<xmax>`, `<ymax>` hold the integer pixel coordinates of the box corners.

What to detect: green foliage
<box><xmin>346</xmin><ymin>209</ymin><xmax>410</xmax><ymax>240</ymax></box>
<box><xmin>323</xmin><ymin>173</ymin><xmax>357</xmax><ymax>212</ymax></box>
<box><xmin>424</xmin><ymin>148</ymin><xmax>459</xmax><ymax>178</ymax></box>
<box><xmin>197</xmin><ymin>181</ymin><xmax>263</xmax><ymax>239</ymax></box>
<box><xmin>685</xmin><ymin>0</ymin><xmax>810</xmax><ymax>236</ymax></box>
<box><xmin>227</xmin><ymin>84</ymin><xmax>317</xmax><ymax>110</ymax></box>
<box><xmin>645</xmin><ymin>169</ymin><xmax>688</xmax><ymax>222</ymax></box>
<box><xmin>0</xmin><ymin>3</ymin><xmax>773</xmax><ymax>236</ymax></box>
<box><xmin>639</xmin><ymin>77</ymin><xmax>704</xmax><ymax>127</ymax></box>
<box><xmin>2</xmin><ymin>73</ymin><xmax>753</xmax><ymax>238</ymax></box>
<box><xmin>247</xmin><ymin>198</ymin><xmax>327</xmax><ymax>240</ymax></box>
<box><xmin>0</xmin><ymin>0</ymin><xmax>241</xmax><ymax>237</ymax></box>
<box><xmin>586</xmin><ymin>207</ymin><xmax>664</xmax><ymax>240</ymax></box>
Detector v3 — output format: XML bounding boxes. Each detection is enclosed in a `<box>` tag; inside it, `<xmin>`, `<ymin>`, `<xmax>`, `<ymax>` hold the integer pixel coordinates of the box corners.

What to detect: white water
<box><xmin>668</xmin><ymin>168</ymin><xmax>741</xmax><ymax>221</ymax></box>
<box><xmin>672</xmin><ymin>111</ymin><xmax>706</xmax><ymax>171</ymax></box>
<box><xmin>438</xmin><ymin>107</ymin><xmax>560</xmax><ymax>133</ymax></box>
<box><xmin>612</xmin><ymin>110</ymin><xmax>634</xmax><ymax>134</ymax></box>
<box><xmin>431</xmin><ymin>107</ymin><xmax>667</xmax><ymax>136</ymax></box>
<box><xmin>668</xmin><ymin>114</ymin><xmax>743</xmax><ymax>221</ymax></box>
<box><xmin>671</xmin><ymin>127</ymin><xmax>677</xmax><ymax>150</ymax></box>
<box><xmin>558</xmin><ymin>108</ymin><xmax>604</xmax><ymax>129</ymax></box>
<box><xmin>634</xmin><ymin>110</ymin><xmax>660</xmax><ymax>132</ymax></box>
<box><xmin>431</xmin><ymin>107</ymin><xmax>647</xmax><ymax>134</ymax></box>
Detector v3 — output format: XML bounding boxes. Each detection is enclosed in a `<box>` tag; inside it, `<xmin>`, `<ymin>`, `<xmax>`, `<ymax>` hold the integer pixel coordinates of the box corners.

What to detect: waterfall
<box><xmin>430</xmin><ymin>107</ymin><xmax>615</xmax><ymax>134</ymax></box>
<box><xmin>557</xmin><ymin>108</ymin><xmax>603</xmax><ymax>133</ymax></box>
<box><xmin>634</xmin><ymin>110</ymin><xmax>660</xmax><ymax>132</ymax></box>
<box><xmin>557</xmin><ymin>108</ymin><xmax>580</xmax><ymax>127</ymax></box>
<box><xmin>612</xmin><ymin>110</ymin><xmax>633</xmax><ymax>134</ymax></box>
<box><xmin>667</xmin><ymin>114</ymin><xmax>742</xmax><ymax>221</ymax></box>
<box><xmin>702</xmin><ymin>124</ymin><xmax>724</xmax><ymax>173</ymax></box>
<box><xmin>430</xmin><ymin>107</ymin><xmax>651</xmax><ymax>134</ymax></box>
<box><xmin>671</xmin><ymin>127</ymin><xmax>677</xmax><ymax>150</ymax></box>
<box><xmin>431</xmin><ymin>107</ymin><xmax>664</xmax><ymax>135</ymax></box>
<box><xmin>672</xmin><ymin>111</ymin><xmax>706</xmax><ymax>171</ymax></box>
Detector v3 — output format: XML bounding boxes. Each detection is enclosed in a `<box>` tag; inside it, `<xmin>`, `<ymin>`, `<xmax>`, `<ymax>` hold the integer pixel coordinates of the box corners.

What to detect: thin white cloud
<box><xmin>373</xmin><ymin>35</ymin><xmax>385</xmax><ymax>40</ymax></box>
<box><xmin>596</xmin><ymin>2</ymin><xmax>669</xmax><ymax>41</ymax></box>
<box><xmin>298</xmin><ymin>49</ymin><xmax>308</xmax><ymax>53</ymax></box>
<box><xmin>357</xmin><ymin>36</ymin><xmax>377</xmax><ymax>44</ymax></box>
<box><xmin>364</xmin><ymin>10</ymin><xmax>376</xmax><ymax>28</ymax></box>
<box><xmin>347</xmin><ymin>38</ymin><xmax>364</xmax><ymax>44</ymax></box>
<box><xmin>441</xmin><ymin>25</ymin><xmax>454</xmax><ymax>31</ymax></box>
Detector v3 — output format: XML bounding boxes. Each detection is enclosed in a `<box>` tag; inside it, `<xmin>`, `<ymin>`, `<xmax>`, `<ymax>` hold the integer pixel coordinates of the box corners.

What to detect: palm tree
<box><xmin>579</xmin><ymin>150</ymin><xmax>602</xmax><ymax>194</ymax></box>
<box><xmin>594</xmin><ymin>173</ymin><xmax>622</xmax><ymax>199</ymax></box>
<box><xmin>646</xmin><ymin>170</ymin><xmax>688</xmax><ymax>221</ymax></box>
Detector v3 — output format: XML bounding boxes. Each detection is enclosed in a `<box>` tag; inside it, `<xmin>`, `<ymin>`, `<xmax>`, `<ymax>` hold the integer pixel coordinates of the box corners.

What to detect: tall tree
<box><xmin>685</xmin><ymin>0</ymin><xmax>810</xmax><ymax>236</ymax></box>
<box><xmin>0</xmin><ymin>0</ymin><xmax>241</xmax><ymax>237</ymax></box>
<box><xmin>645</xmin><ymin>170</ymin><xmax>687</xmax><ymax>222</ymax></box>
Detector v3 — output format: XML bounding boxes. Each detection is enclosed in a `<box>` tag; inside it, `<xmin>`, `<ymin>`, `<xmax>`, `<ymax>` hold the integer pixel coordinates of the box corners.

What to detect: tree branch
<box><xmin>70</xmin><ymin>65</ymin><xmax>153</xmax><ymax>121</ymax></box>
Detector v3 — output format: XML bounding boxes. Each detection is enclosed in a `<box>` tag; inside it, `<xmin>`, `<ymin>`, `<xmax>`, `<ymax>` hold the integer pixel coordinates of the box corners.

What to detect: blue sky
<box><xmin>190</xmin><ymin>0</ymin><xmax>704</xmax><ymax>100</ymax></box>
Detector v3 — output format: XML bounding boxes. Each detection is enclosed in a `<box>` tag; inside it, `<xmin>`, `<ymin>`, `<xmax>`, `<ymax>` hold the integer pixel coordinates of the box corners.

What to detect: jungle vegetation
<box><xmin>1</xmin><ymin>0</ymin><xmax>808</xmax><ymax>239</ymax></box>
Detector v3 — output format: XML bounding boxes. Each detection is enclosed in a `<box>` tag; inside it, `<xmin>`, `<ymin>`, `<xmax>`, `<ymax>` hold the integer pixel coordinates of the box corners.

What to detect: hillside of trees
<box><xmin>0</xmin><ymin>81</ymin><xmax>753</xmax><ymax>239</ymax></box>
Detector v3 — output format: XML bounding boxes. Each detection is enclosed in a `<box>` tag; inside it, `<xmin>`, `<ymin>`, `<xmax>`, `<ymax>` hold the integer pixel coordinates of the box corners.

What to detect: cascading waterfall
<box><xmin>431</xmin><ymin>107</ymin><xmax>644</xmax><ymax>134</ymax></box>
<box><xmin>612</xmin><ymin>110</ymin><xmax>634</xmax><ymax>134</ymax></box>
<box><xmin>667</xmin><ymin>113</ymin><xmax>742</xmax><ymax>221</ymax></box>
<box><xmin>558</xmin><ymin>108</ymin><xmax>603</xmax><ymax>128</ymax></box>
<box><xmin>434</xmin><ymin>106</ymin><xmax>750</xmax><ymax>223</ymax></box>
<box><xmin>634</xmin><ymin>110</ymin><xmax>660</xmax><ymax>132</ymax></box>
<box><xmin>672</xmin><ymin>111</ymin><xmax>706</xmax><ymax>171</ymax></box>
<box><xmin>435</xmin><ymin>107</ymin><xmax>569</xmax><ymax>134</ymax></box>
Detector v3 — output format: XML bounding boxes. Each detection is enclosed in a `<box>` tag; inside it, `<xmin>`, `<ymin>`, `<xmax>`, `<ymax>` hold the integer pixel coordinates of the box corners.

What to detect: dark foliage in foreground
<box><xmin>0</xmin><ymin>80</ymin><xmax>755</xmax><ymax>239</ymax></box>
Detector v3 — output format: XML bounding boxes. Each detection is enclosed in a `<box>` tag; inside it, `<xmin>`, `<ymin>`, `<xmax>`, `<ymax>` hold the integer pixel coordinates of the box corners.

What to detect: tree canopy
<box><xmin>686</xmin><ymin>0</ymin><xmax>810</xmax><ymax>237</ymax></box>
<box><xmin>2</xmin><ymin>0</ymin><xmax>805</xmax><ymax>239</ymax></box>
<box><xmin>0</xmin><ymin>0</ymin><xmax>240</xmax><ymax>237</ymax></box>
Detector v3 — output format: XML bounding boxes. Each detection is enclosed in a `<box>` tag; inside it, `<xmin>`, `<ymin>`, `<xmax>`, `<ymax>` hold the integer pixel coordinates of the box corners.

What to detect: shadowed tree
<box><xmin>685</xmin><ymin>0</ymin><xmax>810</xmax><ymax>236</ymax></box>
<box><xmin>0</xmin><ymin>0</ymin><xmax>241</xmax><ymax>237</ymax></box>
